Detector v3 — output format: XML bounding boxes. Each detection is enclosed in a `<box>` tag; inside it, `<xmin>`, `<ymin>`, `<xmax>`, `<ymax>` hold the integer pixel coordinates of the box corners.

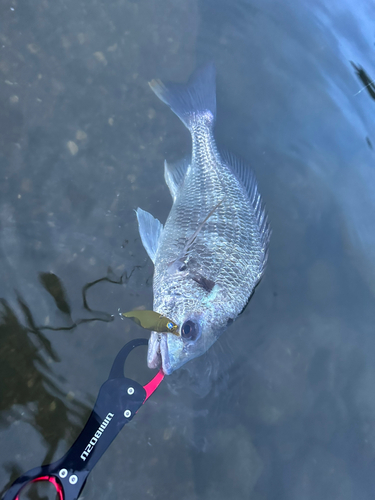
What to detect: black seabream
<box><xmin>136</xmin><ymin>64</ymin><xmax>270</xmax><ymax>374</ymax></box>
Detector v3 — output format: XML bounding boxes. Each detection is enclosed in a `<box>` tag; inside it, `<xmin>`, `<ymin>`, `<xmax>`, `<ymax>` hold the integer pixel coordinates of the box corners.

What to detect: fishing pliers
<box><xmin>2</xmin><ymin>338</ymin><xmax>164</xmax><ymax>500</ymax></box>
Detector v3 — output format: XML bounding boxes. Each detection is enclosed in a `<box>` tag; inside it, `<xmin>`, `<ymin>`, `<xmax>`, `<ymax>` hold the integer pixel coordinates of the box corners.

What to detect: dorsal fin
<box><xmin>164</xmin><ymin>157</ymin><xmax>190</xmax><ymax>201</ymax></box>
<box><xmin>220</xmin><ymin>150</ymin><xmax>271</xmax><ymax>263</ymax></box>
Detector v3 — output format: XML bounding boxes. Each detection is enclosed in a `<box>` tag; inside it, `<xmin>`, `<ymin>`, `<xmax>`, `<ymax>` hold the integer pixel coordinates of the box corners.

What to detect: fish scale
<box><xmin>136</xmin><ymin>64</ymin><xmax>270</xmax><ymax>374</ymax></box>
<box><xmin>154</xmin><ymin>124</ymin><xmax>260</xmax><ymax>331</ymax></box>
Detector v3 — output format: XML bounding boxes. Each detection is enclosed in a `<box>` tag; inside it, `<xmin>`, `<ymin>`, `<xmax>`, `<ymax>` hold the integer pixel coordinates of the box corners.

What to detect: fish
<box><xmin>136</xmin><ymin>63</ymin><xmax>270</xmax><ymax>375</ymax></box>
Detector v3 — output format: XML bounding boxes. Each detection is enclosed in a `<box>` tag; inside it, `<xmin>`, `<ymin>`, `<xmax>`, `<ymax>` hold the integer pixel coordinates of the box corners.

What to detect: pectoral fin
<box><xmin>136</xmin><ymin>208</ymin><xmax>163</xmax><ymax>264</ymax></box>
<box><xmin>183</xmin><ymin>198</ymin><xmax>224</xmax><ymax>254</ymax></box>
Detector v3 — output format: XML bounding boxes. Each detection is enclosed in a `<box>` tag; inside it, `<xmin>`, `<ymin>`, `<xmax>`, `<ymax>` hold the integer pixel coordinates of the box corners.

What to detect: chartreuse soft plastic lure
<box><xmin>122</xmin><ymin>310</ymin><xmax>179</xmax><ymax>336</ymax></box>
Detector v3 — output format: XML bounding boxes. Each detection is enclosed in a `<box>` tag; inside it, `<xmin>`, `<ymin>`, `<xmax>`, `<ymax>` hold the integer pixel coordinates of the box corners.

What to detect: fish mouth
<box><xmin>147</xmin><ymin>332</ymin><xmax>172</xmax><ymax>375</ymax></box>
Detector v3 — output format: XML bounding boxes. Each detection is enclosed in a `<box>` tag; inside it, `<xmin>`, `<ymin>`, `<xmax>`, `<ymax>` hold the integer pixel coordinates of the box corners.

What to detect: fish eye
<box><xmin>181</xmin><ymin>320</ymin><xmax>199</xmax><ymax>341</ymax></box>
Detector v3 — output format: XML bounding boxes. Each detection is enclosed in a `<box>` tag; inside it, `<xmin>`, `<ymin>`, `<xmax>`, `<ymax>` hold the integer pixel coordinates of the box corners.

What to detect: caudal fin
<box><xmin>149</xmin><ymin>63</ymin><xmax>216</xmax><ymax>130</ymax></box>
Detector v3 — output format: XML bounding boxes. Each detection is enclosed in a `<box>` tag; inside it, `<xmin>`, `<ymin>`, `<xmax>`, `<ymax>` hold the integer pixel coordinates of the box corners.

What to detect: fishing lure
<box><xmin>122</xmin><ymin>310</ymin><xmax>179</xmax><ymax>335</ymax></box>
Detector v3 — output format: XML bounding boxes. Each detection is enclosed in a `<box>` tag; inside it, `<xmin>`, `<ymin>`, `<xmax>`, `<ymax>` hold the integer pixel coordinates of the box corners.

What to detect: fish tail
<box><xmin>149</xmin><ymin>63</ymin><xmax>216</xmax><ymax>130</ymax></box>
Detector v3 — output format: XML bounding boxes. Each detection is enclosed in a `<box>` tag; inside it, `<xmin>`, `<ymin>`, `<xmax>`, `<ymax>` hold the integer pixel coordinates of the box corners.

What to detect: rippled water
<box><xmin>1</xmin><ymin>0</ymin><xmax>375</xmax><ymax>498</ymax></box>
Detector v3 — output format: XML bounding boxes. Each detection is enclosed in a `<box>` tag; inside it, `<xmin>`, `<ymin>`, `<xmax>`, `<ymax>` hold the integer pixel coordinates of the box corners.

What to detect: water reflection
<box><xmin>351</xmin><ymin>62</ymin><xmax>375</xmax><ymax>100</ymax></box>
<box><xmin>0</xmin><ymin>269</ymin><xmax>131</xmax><ymax>497</ymax></box>
<box><xmin>0</xmin><ymin>299</ymin><xmax>83</xmax><ymax>495</ymax></box>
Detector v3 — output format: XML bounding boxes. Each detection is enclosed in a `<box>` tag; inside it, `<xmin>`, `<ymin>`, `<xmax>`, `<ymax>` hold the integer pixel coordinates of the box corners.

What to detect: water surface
<box><xmin>1</xmin><ymin>0</ymin><xmax>375</xmax><ymax>498</ymax></box>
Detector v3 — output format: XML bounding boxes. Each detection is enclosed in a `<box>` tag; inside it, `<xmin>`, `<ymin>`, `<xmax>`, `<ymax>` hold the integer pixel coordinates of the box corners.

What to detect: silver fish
<box><xmin>136</xmin><ymin>64</ymin><xmax>270</xmax><ymax>374</ymax></box>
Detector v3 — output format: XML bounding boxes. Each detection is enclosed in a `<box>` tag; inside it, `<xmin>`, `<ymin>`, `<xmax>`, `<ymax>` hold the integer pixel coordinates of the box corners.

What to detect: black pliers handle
<box><xmin>2</xmin><ymin>338</ymin><xmax>164</xmax><ymax>500</ymax></box>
